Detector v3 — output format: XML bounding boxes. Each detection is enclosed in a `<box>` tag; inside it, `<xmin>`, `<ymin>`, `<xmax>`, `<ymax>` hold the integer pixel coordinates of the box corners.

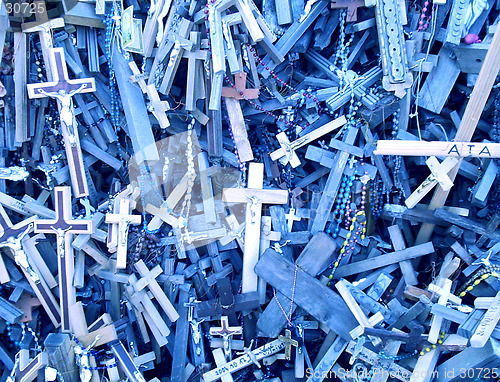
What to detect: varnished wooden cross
<box><xmin>222</xmin><ymin>72</ymin><xmax>259</xmax><ymax>100</ymax></box>
<box><xmin>278</xmin><ymin>329</ymin><xmax>298</xmax><ymax>361</ymax></box>
<box><xmin>10</xmin><ymin>349</ymin><xmax>47</xmax><ymax>382</ymax></box>
<box><xmin>223</xmin><ymin>163</ymin><xmax>288</xmax><ymax>293</ymax></box>
<box><xmin>34</xmin><ymin>186</ymin><xmax>94</xmax><ymax>333</ymax></box>
<box><xmin>105</xmin><ymin>198</ymin><xmax>141</xmax><ymax>269</ymax></box>
<box><xmin>27</xmin><ymin>48</ymin><xmax>96</xmax><ymax>198</ymax></box>
<box><xmin>209</xmin><ymin>316</ymin><xmax>242</xmax><ymax>360</ymax></box>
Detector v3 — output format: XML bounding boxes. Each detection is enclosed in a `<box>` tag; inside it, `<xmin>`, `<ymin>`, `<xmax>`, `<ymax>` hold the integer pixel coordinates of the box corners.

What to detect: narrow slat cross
<box><xmin>27</xmin><ymin>48</ymin><xmax>96</xmax><ymax>198</ymax></box>
<box><xmin>34</xmin><ymin>186</ymin><xmax>94</xmax><ymax>333</ymax></box>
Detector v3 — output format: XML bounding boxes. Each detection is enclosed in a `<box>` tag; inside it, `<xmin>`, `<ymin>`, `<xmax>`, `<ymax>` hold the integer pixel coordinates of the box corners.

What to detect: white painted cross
<box><xmin>404</xmin><ymin>156</ymin><xmax>459</xmax><ymax>209</ymax></box>
<box><xmin>223</xmin><ymin>162</ymin><xmax>288</xmax><ymax>293</ymax></box>
<box><xmin>270</xmin><ymin>116</ymin><xmax>347</xmax><ymax>167</ymax></box>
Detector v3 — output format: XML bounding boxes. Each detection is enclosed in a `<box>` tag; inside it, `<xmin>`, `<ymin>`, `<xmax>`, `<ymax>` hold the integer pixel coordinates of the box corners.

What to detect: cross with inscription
<box><xmin>105</xmin><ymin>198</ymin><xmax>141</xmax><ymax>269</ymax></box>
<box><xmin>27</xmin><ymin>48</ymin><xmax>96</xmax><ymax>198</ymax></box>
<box><xmin>34</xmin><ymin>186</ymin><xmax>94</xmax><ymax>333</ymax></box>
<box><xmin>223</xmin><ymin>162</ymin><xmax>288</xmax><ymax>293</ymax></box>
<box><xmin>0</xmin><ymin>206</ymin><xmax>61</xmax><ymax>327</ymax></box>
<box><xmin>278</xmin><ymin>329</ymin><xmax>298</xmax><ymax>361</ymax></box>
<box><xmin>209</xmin><ymin>316</ymin><xmax>242</xmax><ymax>360</ymax></box>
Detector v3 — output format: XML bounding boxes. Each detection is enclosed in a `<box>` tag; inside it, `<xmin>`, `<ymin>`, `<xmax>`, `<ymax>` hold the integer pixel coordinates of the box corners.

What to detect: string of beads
<box><xmin>458</xmin><ymin>264</ymin><xmax>500</xmax><ymax>298</ymax></box>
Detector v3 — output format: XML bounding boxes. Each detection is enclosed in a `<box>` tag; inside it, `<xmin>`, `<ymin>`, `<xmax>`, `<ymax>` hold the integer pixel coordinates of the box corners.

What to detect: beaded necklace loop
<box><xmin>326</xmin><ymin>162</ymin><xmax>369</xmax><ymax>285</ymax></box>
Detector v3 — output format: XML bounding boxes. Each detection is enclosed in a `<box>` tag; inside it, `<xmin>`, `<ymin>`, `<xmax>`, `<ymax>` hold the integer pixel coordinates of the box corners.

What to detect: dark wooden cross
<box><xmin>278</xmin><ymin>329</ymin><xmax>298</xmax><ymax>361</ymax></box>
<box><xmin>34</xmin><ymin>186</ymin><xmax>94</xmax><ymax>333</ymax></box>
<box><xmin>0</xmin><ymin>206</ymin><xmax>61</xmax><ymax>327</ymax></box>
<box><xmin>209</xmin><ymin>316</ymin><xmax>242</xmax><ymax>360</ymax></box>
<box><xmin>11</xmin><ymin>349</ymin><xmax>47</xmax><ymax>382</ymax></box>
<box><xmin>109</xmin><ymin>340</ymin><xmax>147</xmax><ymax>382</ymax></box>
<box><xmin>221</xmin><ymin>72</ymin><xmax>259</xmax><ymax>100</ymax></box>
<box><xmin>27</xmin><ymin>47</ymin><xmax>96</xmax><ymax>198</ymax></box>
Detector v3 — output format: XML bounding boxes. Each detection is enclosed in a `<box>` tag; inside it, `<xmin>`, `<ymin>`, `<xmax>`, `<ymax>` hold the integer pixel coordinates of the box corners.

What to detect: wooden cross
<box><xmin>209</xmin><ymin>316</ymin><xmax>242</xmax><ymax>360</ymax></box>
<box><xmin>270</xmin><ymin>116</ymin><xmax>347</xmax><ymax>168</ymax></box>
<box><xmin>124</xmin><ymin>275</ymin><xmax>170</xmax><ymax>345</ymax></box>
<box><xmin>183</xmin><ymin>32</ymin><xmax>208</xmax><ymax>111</ymax></box>
<box><xmin>15</xmin><ymin>294</ymin><xmax>41</xmax><ymax>323</ymax></box>
<box><xmin>202</xmin><ymin>339</ymin><xmax>285</xmax><ymax>382</ymax></box>
<box><xmin>221</xmin><ymin>72</ymin><xmax>259</xmax><ymax>100</ymax></box>
<box><xmin>330</xmin><ymin>0</ymin><xmax>365</xmax><ymax>21</ymax></box>
<box><xmin>27</xmin><ymin>47</ymin><xmax>95</xmax><ymax>198</ymax></box>
<box><xmin>222</xmin><ymin>71</ymin><xmax>258</xmax><ymax>163</ymax></box>
<box><xmin>257</xmin><ymin>232</ymin><xmax>336</xmax><ymax>337</ymax></box>
<box><xmin>412</xmin><ymin>26</ymin><xmax>500</xmax><ymax>244</ymax></box>
<box><xmin>34</xmin><ymin>186</ymin><xmax>94</xmax><ymax>333</ymax></box>
<box><xmin>0</xmin><ymin>207</ymin><xmax>61</xmax><ymax>327</ymax></box>
<box><xmin>374</xmin><ymin>140</ymin><xmax>500</xmax><ymax>158</ymax></box>
<box><xmin>470</xmin><ymin>291</ymin><xmax>500</xmax><ymax>347</ymax></box>
<box><xmin>128</xmin><ymin>62</ymin><xmax>170</xmax><ymax>129</ymax></box>
<box><xmin>311</xmin><ymin>127</ymin><xmax>358</xmax><ymax>234</ymax></box>
<box><xmin>105</xmin><ymin>198</ymin><xmax>141</xmax><ymax>269</ymax></box>
<box><xmin>278</xmin><ymin>329</ymin><xmax>298</xmax><ymax>361</ymax></box>
<box><xmin>11</xmin><ymin>349</ymin><xmax>48</xmax><ymax>382</ymax></box>
<box><xmin>404</xmin><ymin>157</ymin><xmax>459</xmax><ymax>209</ymax></box>
<box><xmin>109</xmin><ymin>340</ymin><xmax>147</xmax><ymax>382</ymax></box>
<box><xmin>223</xmin><ymin>162</ymin><xmax>288</xmax><ymax>293</ymax></box>
<box><xmin>133</xmin><ymin>259</ymin><xmax>179</xmax><ymax>322</ymax></box>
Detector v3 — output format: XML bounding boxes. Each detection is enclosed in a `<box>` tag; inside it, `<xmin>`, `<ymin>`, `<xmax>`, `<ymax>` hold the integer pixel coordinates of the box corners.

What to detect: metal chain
<box><xmin>273</xmin><ymin>263</ymin><xmax>298</xmax><ymax>327</ymax></box>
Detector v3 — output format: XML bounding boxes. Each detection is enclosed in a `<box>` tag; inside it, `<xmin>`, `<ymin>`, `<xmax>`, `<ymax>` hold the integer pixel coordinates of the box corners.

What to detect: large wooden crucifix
<box><xmin>27</xmin><ymin>48</ymin><xmax>96</xmax><ymax>198</ymax></box>
<box><xmin>378</xmin><ymin>26</ymin><xmax>500</xmax><ymax>244</ymax></box>
<box><xmin>223</xmin><ymin>163</ymin><xmax>288</xmax><ymax>293</ymax></box>
<box><xmin>34</xmin><ymin>186</ymin><xmax>94</xmax><ymax>333</ymax></box>
<box><xmin>0</xmin><ymin>207</ymin><xmax>61</xmax><ymax>327</ymax></box>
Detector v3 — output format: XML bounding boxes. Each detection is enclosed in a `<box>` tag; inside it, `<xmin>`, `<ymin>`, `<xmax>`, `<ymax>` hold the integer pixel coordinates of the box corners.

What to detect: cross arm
<box><xmin>223</xmin><ymin>188</ymin><xmax>288</xmax><ymax>204</ymax></box>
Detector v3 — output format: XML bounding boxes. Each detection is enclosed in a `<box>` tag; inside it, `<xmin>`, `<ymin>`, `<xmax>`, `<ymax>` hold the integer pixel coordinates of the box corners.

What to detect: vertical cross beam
<box><xmin>34</xmin><ymin>186</ymin><xmax>94</xmax><ymax>332</ymax></box>
<box><xmin>223</xmin><ymin>163</ymin><xmax>288</xmax><ymax>293</ymax></box>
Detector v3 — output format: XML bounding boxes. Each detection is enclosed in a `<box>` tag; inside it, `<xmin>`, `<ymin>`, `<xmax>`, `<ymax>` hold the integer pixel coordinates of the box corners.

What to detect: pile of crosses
<box><xmin>0</xmin><ymin>0</ymin><xmax>500</xmax><ymax>380</ymax></box>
